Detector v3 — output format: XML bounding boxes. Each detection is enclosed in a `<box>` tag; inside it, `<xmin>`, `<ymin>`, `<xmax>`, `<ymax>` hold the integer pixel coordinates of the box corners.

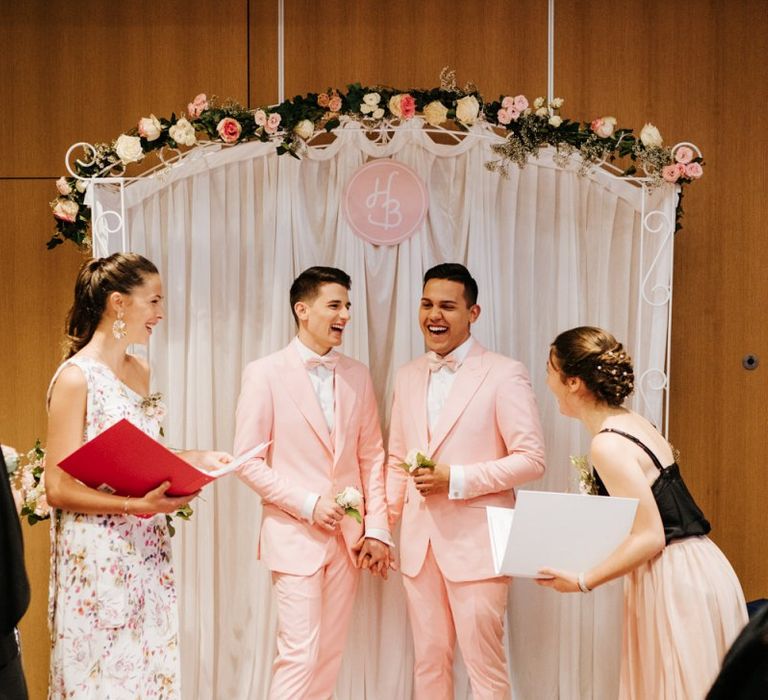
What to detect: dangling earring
<box><xmin>112</xmin><ymin>310</ymin><xmax>127</xmax><ymax>340</ymax></box>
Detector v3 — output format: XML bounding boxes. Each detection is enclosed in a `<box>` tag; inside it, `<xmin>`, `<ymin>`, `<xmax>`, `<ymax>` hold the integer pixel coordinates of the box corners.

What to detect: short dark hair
<box><xmin>289</xmin><ymin>266</ymin><xmax>351</xmax><ymax>324</ymax></box>
<box><xmin>423</xmin><ymin>263</ymin><xmax>478</xmax><ymax>307</ymax></box>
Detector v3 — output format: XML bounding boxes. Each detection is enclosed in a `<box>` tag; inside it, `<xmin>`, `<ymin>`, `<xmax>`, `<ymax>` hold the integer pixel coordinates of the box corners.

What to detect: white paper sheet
<box><xmin>486</xmin><ymin>490</ymin><xmax>639</xmax><ymax>578</ymax></box>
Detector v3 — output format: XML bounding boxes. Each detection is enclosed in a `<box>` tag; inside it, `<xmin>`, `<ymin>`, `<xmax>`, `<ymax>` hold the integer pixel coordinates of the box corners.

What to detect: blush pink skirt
<box><xmin>620</xmin><ymin>536</ymin><xmax>748</xmax><ymax>699</ymax></box>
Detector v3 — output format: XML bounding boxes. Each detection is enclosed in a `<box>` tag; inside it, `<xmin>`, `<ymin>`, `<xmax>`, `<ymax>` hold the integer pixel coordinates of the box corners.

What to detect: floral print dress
<box><xmin>47</xmin><ymin>356</ymin><xmax>179</xmax><ymax>699</ymax></box>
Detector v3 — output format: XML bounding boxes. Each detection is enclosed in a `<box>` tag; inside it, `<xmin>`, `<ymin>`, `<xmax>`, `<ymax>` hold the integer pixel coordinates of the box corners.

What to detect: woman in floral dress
<box><xmin>45</xmin><ymin>253</ymin><xmax>231</xmax><ymax>699</ymax></box>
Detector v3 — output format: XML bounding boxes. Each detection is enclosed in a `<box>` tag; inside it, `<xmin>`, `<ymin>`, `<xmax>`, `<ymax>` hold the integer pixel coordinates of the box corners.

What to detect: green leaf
<box><xmin>346</xmin><ymin>507</ymin><xmax>362</xmax><ymax>524</ymax></box>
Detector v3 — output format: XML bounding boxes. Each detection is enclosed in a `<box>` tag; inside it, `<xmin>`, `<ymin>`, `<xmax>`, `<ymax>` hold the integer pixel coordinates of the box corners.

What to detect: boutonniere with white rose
<box><xmin>401</xmin><ymin>448</ymin><xmax>435</xmax><ymax>474</ymax></box>
<box><xmin>335</xmin><ymin>486</ymin><xmax>363</xmax><ymax>523</ymax></box>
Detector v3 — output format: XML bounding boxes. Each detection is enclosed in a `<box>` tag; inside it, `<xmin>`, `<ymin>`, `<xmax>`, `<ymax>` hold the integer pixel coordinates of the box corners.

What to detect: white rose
<box><xmin>455</xmin><ymin>95</ymin><xmax>480</xmax><ymax>125</ymax></box>
<box><xmin>362</xmin><ymin>92</ymin><xmax>381</xmax><ymax>106</ymax></box>
<box><xmin>336</xmin><ymin>486</ymin><xmax>363</xmax><ymax>510</ymax></box>
<box><xmin>294</xmin><ymin>119</ymin><xmax>315</xmax><ymax>140</ymax></box>
<box><xmin>533</xmin><ymin>96</ymin><xmax>545</xmax><ymax>109</ymax></box>
<box><xmin>594</xmin><ymin>116</ymin><xmax>617</xmax><ymax>138</ymax></box>
<box><xmin>2</xmin><ymin>445</ymin><xmax>19</xmax><ymax>474</ymax></box>
<box><xmin>550</xmin><ymin>97</ymin><xmax>564</xmax><ymax>109</ymax></box>
<box><xmin>360</xmin><ymin>103</ymin><xmax>373</xmax><ymax>114</ymax></box>
<box><xmin>138</xmin><ymin>114</ymin><xmax>162</xmax><ymax>141</ymax></box>
<box><xmin>52</xmin><ymin>198</ymin><xmax>79</xmax><ymax>222</ymax></box>
<box><xmin>169</xmin><ymin>117</ymin><xmax>197</xmax><ymax>147</ymax></box>
<box><xmin>75</xmin><ymin>179</ymin><xmax>88</xmax><ymax>193</ymax></box>
<box><xmin>404</xmin><ymin>448</ymin><xmax>420</xmax><ymax>472</ymax></box>
<box><xmin>55</xmin><ymin>177</ymin><xmax>71</xmax><ymax>195</ymax></box>
<box><xmin>535</xmin><ymin>107</ymin><xmax>549</xmax><ymax>117</ymax></box>
<box><xmin>423</xmin><ymin>100</ymin><xmax>448</xmax><ymax>127</ymax></box>
<box><xmin>639</xmin><ymin>122</ymin><xmax>663</xmax><ymax>148</ymax></box>
<box><xmin>372</xmin><ymin>107</ymin><xmax>384</xmax><ymax>120</ymax></box>
<box><xmin>548</xmin><ymin>115</ymin><xmax>562</xmax><ymax>127</ymax></box>
<box><xmin>114</xmin><ymin>134</ymin><xmax>144</xmax><ymax>164</ymax></box>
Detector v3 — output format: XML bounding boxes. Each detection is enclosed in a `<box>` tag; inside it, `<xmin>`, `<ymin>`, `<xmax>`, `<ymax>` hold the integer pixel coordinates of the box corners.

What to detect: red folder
<box><xmin>58</xmin><ymin>418</ymin><xmax>267</xmax><ymax>498</ymax></box>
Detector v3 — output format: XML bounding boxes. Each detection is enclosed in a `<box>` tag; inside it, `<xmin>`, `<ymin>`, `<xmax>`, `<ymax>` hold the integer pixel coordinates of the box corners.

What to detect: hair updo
<box><xmin>64</xmin><ymin>252</ymin><xmax>159</xmax><ymax>358</ymax></box>
<box><xmin>550</xmin><ymin>326</ymin><xmax>635</xmax><ymax>407</ymax></box>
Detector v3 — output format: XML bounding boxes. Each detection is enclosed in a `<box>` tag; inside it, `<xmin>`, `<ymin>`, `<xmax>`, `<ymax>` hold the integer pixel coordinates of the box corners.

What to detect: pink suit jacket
<box><xmin>386</xmin><ymin>341</ymin><xmax>546</xmax><ymax>582</ymax></box>
<box><xmin>234</xmin><ymin>343</ymin><xmax>388</xmax><ymax>576</ymax></box>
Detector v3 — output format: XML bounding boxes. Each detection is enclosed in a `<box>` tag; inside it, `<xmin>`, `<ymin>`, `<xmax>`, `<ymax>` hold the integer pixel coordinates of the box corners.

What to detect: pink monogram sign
<box><xmin>343</xmin><ymin>160</ymin><xmax>428</xmax><ymax>246</ymax></box>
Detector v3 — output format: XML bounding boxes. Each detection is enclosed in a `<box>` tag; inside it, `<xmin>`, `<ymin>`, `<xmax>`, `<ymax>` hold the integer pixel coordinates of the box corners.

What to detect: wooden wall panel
<box><xmin>0</xmin><ymin>179</ymin><xmax>84</xmax><ymax>700</ymax></box>
<box><xmin>249</xmin><ymin>0</ymin><xmax>548</xmax><ymax>107</ymax></box>
<box><xmin>557</xmin><ymin>0</ymin><xmax>768</xmax><ymax>600</ymax></box>
<box><xmin>0</xmin><ymin>0</ymin><xmax>249</xmax><ymax>178</ymax></box>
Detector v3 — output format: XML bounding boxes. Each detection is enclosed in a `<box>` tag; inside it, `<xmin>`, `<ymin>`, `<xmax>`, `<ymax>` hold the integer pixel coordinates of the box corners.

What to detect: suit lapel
<box><xmin>411</xmin><ymin>357</ymin><xmax>431</xmax><ymax>451</ymax></box>
<box><xmin>280</xmin><ymin>345</ymin><xmax>334</xmax><ymax>456</ymax></box>
<box><xmin>332</xmin><ymin>356</ymin><xmax>356</xmax><ymax>469</ymax></box>
<box><xmin>428</xmin><ymin>343</ymin><xmax>490</xmax><ymax>455</ymax></box>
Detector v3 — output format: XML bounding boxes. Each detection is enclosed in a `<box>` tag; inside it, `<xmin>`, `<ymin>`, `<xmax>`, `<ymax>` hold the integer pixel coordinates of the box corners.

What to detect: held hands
<box><xmin>312</xmin><ymin>495</ymin><xmax>345</xmax><ymax>532</ymax></box>
<box><xmin>413</xmin><ymin>463</ymin><xmax>450</xmax><ymax>497</ymax></box>
<box><xmin>352</xmin><ymin>536</ymin><xmax>397</xmax><ymax>580</ymax></box>
<box><xmin>535</xmin><ymin>567</ymin><xmax>580</xmax><ymax>593</ymax></box>
<box><xmin>136</xmin><ymin>481</ymin><xmax>198</xmax><ymax>515</ymax></box>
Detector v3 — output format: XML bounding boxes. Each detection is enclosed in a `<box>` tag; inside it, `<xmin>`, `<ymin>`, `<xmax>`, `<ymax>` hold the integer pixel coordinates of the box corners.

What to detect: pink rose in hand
<box><xmin>216</xmin><ymin>117</ymin><xmax>242</xmax><ymax>144</ymax></box>
<box><xmin>254</xmin><ymin>109</ymin><xmax>267</xmax><ymax>126</ymax></box>
<box><xmin>265</xmin><ymin>112</ymin><xmax>282</xmax><ymax>134</ymax></box>
<box><xmin>328</xmin><ymin>95</ymin><xmax>342</xmax><ymax>112</ymax></box>
<box><xmin>187</xmin><ymin>93</ymin><xmax>209</xmax><ymax>119</ymax></box>
<box><xmin>684</xmin><ymin>162</ymin><xmax>703</xmax><ymax>179</ymax></box>
<box><xmin>674</xmin><ymin>146</ymin><xmax>694</xmax><ymax>164</ymax></box>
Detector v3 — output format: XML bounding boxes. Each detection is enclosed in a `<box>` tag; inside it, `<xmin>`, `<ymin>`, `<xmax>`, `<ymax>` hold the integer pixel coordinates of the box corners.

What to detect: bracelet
<box><xmin>577</xmin><ymin>572</ymin><xmax>591</xmax><ymax>593</ymax></box>
<box><xmin>123</xmin><ymin>495</ymin><xmax>131</xmax><ymax>515</ymax></box>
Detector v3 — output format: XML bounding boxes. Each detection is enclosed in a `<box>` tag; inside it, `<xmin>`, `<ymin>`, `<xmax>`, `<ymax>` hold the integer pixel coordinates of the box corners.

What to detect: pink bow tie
<box><xmin>304</xmin><ymin>353</ymin><xmax>338</xmax><ymax>371</ymax></box>
<box><xmin>427</xmin><ymin>351</ymin><xmax>460</xmax><ymax>373</ymax></box>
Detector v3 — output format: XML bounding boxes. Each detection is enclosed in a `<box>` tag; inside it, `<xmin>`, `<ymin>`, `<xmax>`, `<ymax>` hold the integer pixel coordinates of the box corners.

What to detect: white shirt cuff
<box><xmin>448</xmin><ymin>464</ymin><xmax>466</xmax><ymax>500</ymax></box>
<box><xmin>365</xmin><ymin>528</ymin><xmax>395</xmax><ymax>548</ymax></box>
<box><xmin>302</xmin><ymin>492</ymin><xmax>320</xmax><ymax>522</ymax></box>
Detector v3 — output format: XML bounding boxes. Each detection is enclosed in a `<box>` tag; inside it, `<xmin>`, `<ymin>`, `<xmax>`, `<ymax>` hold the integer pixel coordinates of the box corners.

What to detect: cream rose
<box><xmin>114</xmin><ymin>134</ymin><xmax>144</xmax><ymax>164</ymax></box>
<box><xmin>533</xmin><ymin>96</ymin><xmax>545</xmax><ymax>109</ymax></box>
<box><xmin>548</xmin><ymin>115</ymin><xmax>563</xmax><ymax>127</ymax></box>
<box><xmin>75</xmin><ymin>179</ymin><xmax>88</xmax><ymax>193</ymax></box>
<box><xmin>169</xmin><ymin>117</ymin><xmax>197</xmax><ymax>147</ymax></box>
<box><xmin>535</xmin><ymin>107</ymin><xmax>549</xmax><ymax>117</ymax></box>
<box><xmin>55</xmin><ymin>177</ymin><xmax>71</xmax><ymax>195</ymax></box>
<box><xmin>362</xmin><ymin>92</ymin><xmax>381</xmax><ymax>106</ymax></box>
<box><xmin>550</xmin><ymin>97</ymin><xmax>564</xmax><ymax>109</ymax></box>
<box><xmin>455</xmin><ymin>95</ymin><xmax>480</xmax><ymax>125</ymax></box>
<box><xmin>52</xmin><ymin>198</ymin><xmax>79</xmax><ymax>222</ymax></box>
<box><xmin>423</xmin><ymin>100</ymin><xmax>448</xmax><ymax>127</ymax></box>
<box><xmin>138</xmin><ymin>114</ymin><xmax>162</xmax><ymax>141</ymax></box>
<box><xmin>294</xmin><ymin>119</ymin><xmax>315</xmax><ymax>140</ymax></box>
<box><xmin>591</xmin><ymin>116</ymin><xmax>617</xmax><ymax>138</ymax></box>
<box><xmin>640</xmin><ymin>123</ymin><xmax>663</xmax><ymax>148</ymax></box>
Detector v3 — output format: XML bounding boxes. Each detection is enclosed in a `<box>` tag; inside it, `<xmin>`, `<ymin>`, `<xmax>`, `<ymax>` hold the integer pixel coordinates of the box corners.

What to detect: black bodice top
<box><xmin>594</xmin><ymin>428</ymin><xmax>711</xmax><ymax>545</ymax></box>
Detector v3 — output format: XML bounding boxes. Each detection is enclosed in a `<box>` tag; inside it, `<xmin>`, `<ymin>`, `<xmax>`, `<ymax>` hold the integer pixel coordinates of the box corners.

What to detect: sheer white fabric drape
<box><xmin>113</xmin><ymin>124</ymin><xmax>675</xmax><ymax>699</ymax></box>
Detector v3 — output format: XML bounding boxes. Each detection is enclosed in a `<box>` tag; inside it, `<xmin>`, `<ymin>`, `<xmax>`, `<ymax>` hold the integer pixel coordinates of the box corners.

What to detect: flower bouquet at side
<box><xmin>401</xmin><ymin>448</ymin><xmax>435</xmax><ymax>474</ymax></box>
<box><xmin>335</xmin><ymin>486</ymin><xmax>363</xmax><ymax>523</ymax></box>
<box><xmin>570</xmin><ymin>455</ymin><xmax>598</xmax><ymax>496</ymax></box>
<box><xmin>8</xmin><ymin>440</ymin><xmax>50</xmax><ymax>524</ymax></box>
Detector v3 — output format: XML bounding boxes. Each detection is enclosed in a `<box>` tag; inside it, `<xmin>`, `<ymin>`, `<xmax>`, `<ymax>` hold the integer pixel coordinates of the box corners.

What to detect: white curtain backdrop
<box><xmin>107</xmin><ymin>122</ymin><xmax>676</xmax><ymax>699</ymax></box>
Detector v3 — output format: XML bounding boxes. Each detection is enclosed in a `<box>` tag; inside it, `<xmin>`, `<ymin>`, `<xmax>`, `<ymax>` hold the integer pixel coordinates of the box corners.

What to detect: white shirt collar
<box><xmin>445</xmin><ymin>335</ymin><xmax>474</xmax><ymax>364</ymax></box>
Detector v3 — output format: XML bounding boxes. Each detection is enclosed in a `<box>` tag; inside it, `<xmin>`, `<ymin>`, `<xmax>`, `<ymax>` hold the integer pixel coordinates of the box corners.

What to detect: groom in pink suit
<box><xmin>234</xmin><ymin>266</ymin><xmax>392</xmax><ymax>700</ymax></box>
<box><xmin>387</xmin><ymin>263</ymin><xmax>546</xmax><ymax>699</ymax></box>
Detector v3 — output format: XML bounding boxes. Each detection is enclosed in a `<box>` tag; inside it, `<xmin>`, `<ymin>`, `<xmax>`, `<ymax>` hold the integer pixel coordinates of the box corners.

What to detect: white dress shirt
<box><xmin>426</xmin><ymin>335</ymin><xmax>474</xmax><ymax>500</ymax></box>
<box><xmin>294</xmin><ymin>338</ymin><xmax>392</xmax><ymax>546</ymax></box>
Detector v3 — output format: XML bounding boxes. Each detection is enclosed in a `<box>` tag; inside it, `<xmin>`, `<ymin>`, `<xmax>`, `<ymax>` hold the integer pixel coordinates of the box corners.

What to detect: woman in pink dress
<box><xmin>538</xmin><ymin>326</ymin><xmax>748</xmax><ymax>699</ymax></box>
<box><xmin>45</xmin><ymin>253</ymin><xmax>231</xmax><ymax>699</ymax></box>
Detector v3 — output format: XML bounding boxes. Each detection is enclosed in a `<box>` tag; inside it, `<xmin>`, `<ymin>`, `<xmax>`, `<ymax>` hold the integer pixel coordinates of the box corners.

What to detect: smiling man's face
<box><xmin>295</xmin><ymin>282</ymin><xmax>351</xmax><ymax>355</ymax></box>
<box><xmin>419</xmin><ymin>278</ymin><xmax>480</xmax><ymax>356</ymax></box>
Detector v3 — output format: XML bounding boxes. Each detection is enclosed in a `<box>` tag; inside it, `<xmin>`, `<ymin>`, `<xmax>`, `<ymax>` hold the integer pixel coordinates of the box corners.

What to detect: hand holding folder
<box><xmin>59</xmin><ymin>418</ymin><xmax>270</xmax><ymax>498</ymax></box>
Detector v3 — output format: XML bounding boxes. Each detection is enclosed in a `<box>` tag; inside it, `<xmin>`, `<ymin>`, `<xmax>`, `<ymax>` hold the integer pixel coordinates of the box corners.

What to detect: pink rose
<box><xmin>254</xmin><ymin>109</ymin><xmax>267</xmax><ymax>126</ymax></box>
<box><xmin>56</xmin><ymin>177</ymin><xmax>71</xmax><ymax>195</ymax></box>
<box><xmin>684</xmin><ymin>162</ymin><xmax>703</xmax><ymax>179</ymax></box>
<box><xmin>674</xmin><ymin>146</ymin><xmax>694</xmax><ymax>164</ymax></box>
<box><xmin>400</xmin><ymin>94</ymin><xmax>416</xmax><ymax>119</ymax></box>
<box><xmin>513</xmin><ymin>94</ymin><xmax>529</xmax><ymax>112</ymax></box>
<box><xmin>328</xmin><ymin>95</ymin><xmax>342</xmax><ymax>112</ymax></box>
<box><xmin>318</xmin><ymin>93</ymin><xmax>330</xmax><ymax>108</ymax></box>
<box><xmin>264</xmin><ymin>112</ymin><xmax>282</xmax><ymax>134</ymax></box>
<box><xmin>591</xmin><ymin>116</ymin><xmax>617</xmax><ymax>138</ymax></box>
<box><xmin>52</xmin><ymin>198</ymin><xmax>79</xmax><ymax>222</ymax></box>
<box><xmin>216</xmin><ymin>117</ymin><xmax>242</xmax><ymax>144</ymax></box>
<box><xmin>662</xmin><ymin>164</ymin><xmax>681</xmax><ymax>183</ymax></box>
<box><xmin>501</xmin><ymin>96</ymin><xmax>515</xmax><ymax>110</ymax></box>
<box><xmin>187</xmin><ymin>93</ymin><xmax>209</xmax><ymax>119</ymax></box>
<box><xmin>497</xmin><ymin>107</ymin><xmax>512</xmax><ymax>125</ymax></box>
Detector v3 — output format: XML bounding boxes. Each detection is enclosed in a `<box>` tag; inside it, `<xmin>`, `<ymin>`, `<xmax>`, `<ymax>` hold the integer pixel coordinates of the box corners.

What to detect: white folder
<box><xmin>487</xmin><ymin>490</ymin><xmax>639</xmax><ymax>578</ymax></box>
